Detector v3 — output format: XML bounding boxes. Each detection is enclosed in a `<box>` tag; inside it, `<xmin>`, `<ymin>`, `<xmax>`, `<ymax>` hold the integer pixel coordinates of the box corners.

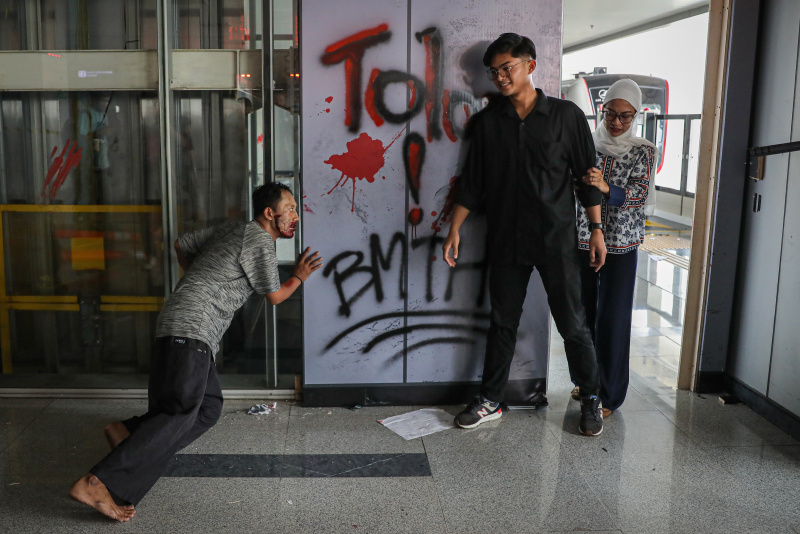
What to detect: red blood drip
<box><xmin>325</xmin><ymin>96</ymin><xmax>333</xmax><ymax>103</ymax></box>
<box><xmin>431</xmin><ymin>211</ymin><xmax>437</xmax><ymax>216</ymax></box>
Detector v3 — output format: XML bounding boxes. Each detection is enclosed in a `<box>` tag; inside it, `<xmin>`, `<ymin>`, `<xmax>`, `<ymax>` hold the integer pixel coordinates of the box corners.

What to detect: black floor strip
<box><xmin>163</xmin><ymin>453</ymin><xmax>431</xmax><ymax>478</ymax></box>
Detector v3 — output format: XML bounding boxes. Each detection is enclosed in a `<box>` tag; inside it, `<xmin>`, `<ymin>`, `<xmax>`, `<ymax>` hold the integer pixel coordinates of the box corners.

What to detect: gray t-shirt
<box><xmin>156</xmin><ymin>220</ymin><xmax>281</xmax><ymax>357</ymax></box>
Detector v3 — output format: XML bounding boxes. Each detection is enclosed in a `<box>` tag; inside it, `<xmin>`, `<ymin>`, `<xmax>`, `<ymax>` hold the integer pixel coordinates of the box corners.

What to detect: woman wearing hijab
<box><xmin>573</xmin><ymin>78</ymin><xmax>657</xmax><ymax>418</ymax></box>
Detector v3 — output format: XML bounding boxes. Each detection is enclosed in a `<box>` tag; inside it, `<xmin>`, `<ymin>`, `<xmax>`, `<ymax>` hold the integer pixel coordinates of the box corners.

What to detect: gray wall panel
<box><xmin>767</xmin><ymin>26</ymin><xmax>800</xmax><ymax>415</ymax></box>
<box><xmin>729</xmin><ymin>0</ymin><xmax>799</xmax><ymax>394</ymax></box>
<box><xmin>301</xmin><ymin>0</ymin><xmax>409</xmax><ymax>385</ymax></box>
<box><xmin>698</xmin><ymin>0</ymin><xmax>759</xmax><ymax>374</ymax></box>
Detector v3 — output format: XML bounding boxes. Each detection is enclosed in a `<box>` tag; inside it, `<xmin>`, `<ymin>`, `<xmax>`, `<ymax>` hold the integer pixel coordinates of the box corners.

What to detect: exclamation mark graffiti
<box><xmin>403</xmin><ymin>133</ymin><xmax>426</xmax><ymax>240</ymax></box>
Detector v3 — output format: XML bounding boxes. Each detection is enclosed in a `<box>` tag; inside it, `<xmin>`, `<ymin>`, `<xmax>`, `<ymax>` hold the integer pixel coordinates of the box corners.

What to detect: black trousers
<box><xmin>91</xmin><ymin>336</ymin><xmax>223</xmax><ymax>505</ymax></box>
<box><xmin>579</xmin><ymin>249</ymin><xmax>638</xmax><ymax>411</ymax></box>
<box><xmin>481</xmin><ymin>252</ymin><xmax>600</xmax><ymax>403</ymax></box>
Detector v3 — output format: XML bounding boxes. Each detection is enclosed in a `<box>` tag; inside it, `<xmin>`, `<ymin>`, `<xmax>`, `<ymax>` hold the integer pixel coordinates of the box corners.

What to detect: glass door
<box><xmin>0</xmin><ymin>0</ymin><xmax>302</xmax><ymax>391</ymax></box>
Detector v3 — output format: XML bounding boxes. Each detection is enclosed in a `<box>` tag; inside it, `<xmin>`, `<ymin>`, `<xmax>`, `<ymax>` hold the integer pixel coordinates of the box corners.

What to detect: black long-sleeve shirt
<box><xmin>456</xmin><ymin>89</ymin><xmax>599</xmax><ymax>265</ymax></box>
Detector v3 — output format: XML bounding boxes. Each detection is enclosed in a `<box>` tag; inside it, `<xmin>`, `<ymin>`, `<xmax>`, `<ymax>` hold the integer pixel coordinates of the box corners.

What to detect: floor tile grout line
<box><xmin>0</xmin><ymin>399</ymin><xmax>55</xmax><ymax>455</ymax></box>
<box><xmin>420</xmin><ymin>437</ymin><xmax>450</xmax><ymax>532</ymax></box>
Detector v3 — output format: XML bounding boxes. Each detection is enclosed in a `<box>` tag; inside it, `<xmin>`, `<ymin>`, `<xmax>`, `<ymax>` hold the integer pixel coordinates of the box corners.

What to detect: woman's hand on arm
<box><xmin>582</xmin><ymin>167</ymin><xmax>609</xmax><ymax>195</ymax></box>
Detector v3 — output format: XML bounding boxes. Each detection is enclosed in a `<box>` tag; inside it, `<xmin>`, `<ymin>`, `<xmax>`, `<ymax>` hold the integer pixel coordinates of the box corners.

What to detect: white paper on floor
<box><xmin>378</xmin><ymin>408</ymin><xmax>454</xmax><ymax>440</ymax></box>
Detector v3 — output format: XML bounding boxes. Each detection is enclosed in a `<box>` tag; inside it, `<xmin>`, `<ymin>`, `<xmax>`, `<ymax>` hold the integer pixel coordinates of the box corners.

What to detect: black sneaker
<box><xmin>579</xmin><ymin>395</ymin><xmax>603</xmax><ymax>436</ymax></box>
<box><xmin>454</xmin><ymin>397</ymin><xmax>502</xmax><ymax>429</ymax></box>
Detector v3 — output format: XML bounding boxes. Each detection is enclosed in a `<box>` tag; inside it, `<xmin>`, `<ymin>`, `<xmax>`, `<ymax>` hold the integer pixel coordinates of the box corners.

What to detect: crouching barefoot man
<box><xmin>70</xmin><ymin>182</ymin><xmax>322</xmax><ymax>521</ymax></box>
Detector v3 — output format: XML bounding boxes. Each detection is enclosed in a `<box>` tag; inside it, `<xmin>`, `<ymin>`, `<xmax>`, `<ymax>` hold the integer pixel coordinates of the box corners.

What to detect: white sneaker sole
<box><xmin>580</xmin><ymin>425</ymin><xmax>603</xmax><ymax>437</ymax></box>
<box><xmin>456</xmin><ymin>410</ymin><xmax>502</xmax><ymax>429</ymax></box>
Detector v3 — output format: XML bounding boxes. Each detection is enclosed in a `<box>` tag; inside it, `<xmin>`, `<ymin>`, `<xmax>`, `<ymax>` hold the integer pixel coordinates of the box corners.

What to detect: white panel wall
<box><xmin>301</xmin><ymin>0</ymin><xmax>560</xmax><ymax>390</ymax></box>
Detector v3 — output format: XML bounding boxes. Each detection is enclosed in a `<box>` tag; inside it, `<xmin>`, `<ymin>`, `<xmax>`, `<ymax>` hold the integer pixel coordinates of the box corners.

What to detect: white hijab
<box><xmin>592</xmin><ymin>78</ymin><xmax>656</xmax><ymax>159</ymax></box>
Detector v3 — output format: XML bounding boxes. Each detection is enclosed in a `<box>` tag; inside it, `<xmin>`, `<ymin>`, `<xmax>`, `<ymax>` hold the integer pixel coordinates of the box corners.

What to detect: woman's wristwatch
<box><xmin>589</xmin><ymin>222</ymin><xmax>604</xmax><ymax>232</ymax></box>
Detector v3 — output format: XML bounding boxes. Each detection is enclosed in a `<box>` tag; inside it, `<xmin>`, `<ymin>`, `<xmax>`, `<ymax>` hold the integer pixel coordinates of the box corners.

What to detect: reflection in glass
<box><xmin>10</xmin><ymin>309</ymin><xmax>157</xmax><ymax>375</ymax></box>
<box><xmin>3</xmin><ymin>211</ymin><xmax>164</xmax><ymax>297</ymax></box>
<box><xmin>0</xmin><ymin>91</ymin><xmax>161</xmax><ymax>205</ymax></box>
<box><xmin>40</xmin><ymin>0</ymin><xmax>158</xmax><ymax>50</ymax></box>
<box><xmin>176</xmin><ymin>0</ymin><xmax>250</xmax><ymax>50</ymax></box>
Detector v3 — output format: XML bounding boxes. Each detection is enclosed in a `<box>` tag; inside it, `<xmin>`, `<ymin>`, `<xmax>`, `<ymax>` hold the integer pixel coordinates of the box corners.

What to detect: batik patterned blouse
<box><xmin>576</xmin><ymin>145</ymin><xmax>655</xmax><ymax>254</ymax></box>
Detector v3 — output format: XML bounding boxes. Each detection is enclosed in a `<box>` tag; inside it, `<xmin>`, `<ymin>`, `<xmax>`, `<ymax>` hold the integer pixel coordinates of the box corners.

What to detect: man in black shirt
<box><xmin>442</xmin><ymin>33</ymin><xmax>605</xmax><ymax>436</ymax></box>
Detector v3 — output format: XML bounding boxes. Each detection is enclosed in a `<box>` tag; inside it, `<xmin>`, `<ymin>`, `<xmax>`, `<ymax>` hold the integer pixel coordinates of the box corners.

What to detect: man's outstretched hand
<box><xmin>442</xmin><ymin>231</ymin><xmax>460</xmax><ymax>267</ymax></box>
<box><xmin>294</xmin><ymin>247</ymin><xmax>323</xmax><ymax>281</ymax></box>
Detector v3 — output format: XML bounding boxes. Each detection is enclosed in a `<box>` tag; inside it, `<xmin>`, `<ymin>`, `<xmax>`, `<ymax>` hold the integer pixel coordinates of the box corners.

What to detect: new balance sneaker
<box><xmin>454</xmin><ymin>397</ymin><xmax>502</xmax><ymax>429</ymax></box>
<box><xmin>579</xmin><ymin>395</ymin><xmax>603</xmax><ymax>436</ymax></box>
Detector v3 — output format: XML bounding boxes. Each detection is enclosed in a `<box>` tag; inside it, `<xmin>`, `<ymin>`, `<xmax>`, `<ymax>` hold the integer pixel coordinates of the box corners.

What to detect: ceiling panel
<box><xmin>564</xmin><ymin>0</ymin><xmax>709</xmax><ymax>51</ymax></box>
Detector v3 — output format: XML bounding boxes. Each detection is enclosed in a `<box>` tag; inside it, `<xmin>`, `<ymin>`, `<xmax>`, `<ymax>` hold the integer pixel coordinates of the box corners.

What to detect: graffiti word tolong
<box><xmin>321</xmin><ymin>24</ymin><xmax>483</xmax><ymax>218</ymax></box>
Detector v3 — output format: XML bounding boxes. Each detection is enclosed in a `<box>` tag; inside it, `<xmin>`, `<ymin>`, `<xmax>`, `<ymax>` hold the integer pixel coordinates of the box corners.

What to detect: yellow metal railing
<box><xmin>0</xmin><ymin>204</ymin><xmax>165</xmax><ymax>373</ymax></box>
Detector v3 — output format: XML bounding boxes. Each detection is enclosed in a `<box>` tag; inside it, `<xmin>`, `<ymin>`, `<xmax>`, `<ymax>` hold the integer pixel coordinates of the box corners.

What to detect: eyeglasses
<box><xmin>601</xmin><ymin>110</ymin><xmax>637</xmax><ymax>124</ymax></box>
<box><xmin>485</xmin><ymin>60</ymin><xmax>529</xmax><ymax>80</ymax></box>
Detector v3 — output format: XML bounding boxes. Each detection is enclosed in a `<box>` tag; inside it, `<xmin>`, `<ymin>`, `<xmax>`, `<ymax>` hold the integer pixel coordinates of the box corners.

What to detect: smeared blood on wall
<box><xmin>42</xmin><ymin>140</ymin><xmax>82</xmax><ymax>200</ymax></box>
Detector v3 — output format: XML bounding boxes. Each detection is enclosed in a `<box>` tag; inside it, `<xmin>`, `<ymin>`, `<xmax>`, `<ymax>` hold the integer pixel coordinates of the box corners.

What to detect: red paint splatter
<box><xmin>324</xmin><ymin>129</ymin><xmax>404</xmax><ymax>212</ymax></box>
<box><xmin>432</xmin><ymin>175</ymin><xmax>460</xmax><ymax>233</ymax></box>
<box><xmin>407</xmin><ymin>80</ymin><xmax>416</xmax><ymax>109</ymax></box>
<box><xmin>431</xmin><ymin>211</ymin><xmax>437</xmax><ymax>217</ymax></box>
<box><xmin>407</xmin><ymin>140</ymin><xmax>422</xmax><ymax>192</ymax></box>
<box><xmin>303</xmin><ymin>204</ymin><xmax>315</xmax><ymax>214</ymax></box>
<box><xmin>42</xmin><ymin>139</ymin><xmax>82</xmax><ymax>199</ymax></box>
<box><xmin>257</xmin><ymin>134</ymin><xmax>263</xmax><ymax>144</ymax></box>
<box><xmin>421</xmin><ymin>34</ymin><xmax>439</xmax><ymax>142</ymax></box>
<box><xmin>463</xmin><ymin>104</ymin><xmax>471</xmax><ymax>121</ymax></box>
<box><xmin>324</xmin><ymin>24</ymin><xmax>388</xmax><ymax>53</ymax></box>
<box><xmin>364</xmin><ymin>68</ymin><xmax>384</xmax><ymax>127</ymax></box>
<box><xmin>442</xmin><ymin>89</ymin><xmax>457</xmax><ymax>142</ymax></box>
<box><xmin>343</xmin><ymin>59</ymin><xmax>356</xmax><ymax>127</ymax></box>
<box><xmin>325</xmin><ymin>96</ymin><xmax>333</xmax><ymax>103</ymax></box>
<box><xmin>325</xmin><ymin>108</ymin><xmax>331</xmax><ymax>113</ymax></box>
<box><xmin>408</xmin><ymin>208</ymin><xmax>422</xmax><ymax>225</ymax></box>
<box><xmin>408</xmin><ymin>207</ymin><xmax>423</xmax><ymax>240</ymax></box>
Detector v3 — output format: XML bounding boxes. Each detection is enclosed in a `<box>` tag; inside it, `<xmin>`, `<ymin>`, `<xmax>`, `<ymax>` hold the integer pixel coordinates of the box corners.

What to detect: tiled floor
<box><xmin>1</xmin><ymin>249</ymin><xmax>799</xmax><ymax>534</ymax></box>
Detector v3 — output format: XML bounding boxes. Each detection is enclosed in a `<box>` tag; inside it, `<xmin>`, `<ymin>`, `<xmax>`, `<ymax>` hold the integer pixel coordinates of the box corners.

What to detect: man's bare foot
<box><xmin>69</xmin><ymin>474</ymin><xmax>136</xmax><ymax>522</ymax></box>
<box><xmin>104</xmin><ymin>421</ymin><xmax>130</xmax><ymax>449</ymax></box>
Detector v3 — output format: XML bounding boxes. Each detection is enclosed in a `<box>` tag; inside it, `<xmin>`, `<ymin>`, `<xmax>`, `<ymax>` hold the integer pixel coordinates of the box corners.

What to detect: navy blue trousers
<box><xmin>91</xmin><ymin>336</ymin><xmax>223</xmax><ymax>505</ymax></box>
<box><xmin>579</xmin><ymin>249</ymin><xmax>638</xmax><ymax>411</ymax></box>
